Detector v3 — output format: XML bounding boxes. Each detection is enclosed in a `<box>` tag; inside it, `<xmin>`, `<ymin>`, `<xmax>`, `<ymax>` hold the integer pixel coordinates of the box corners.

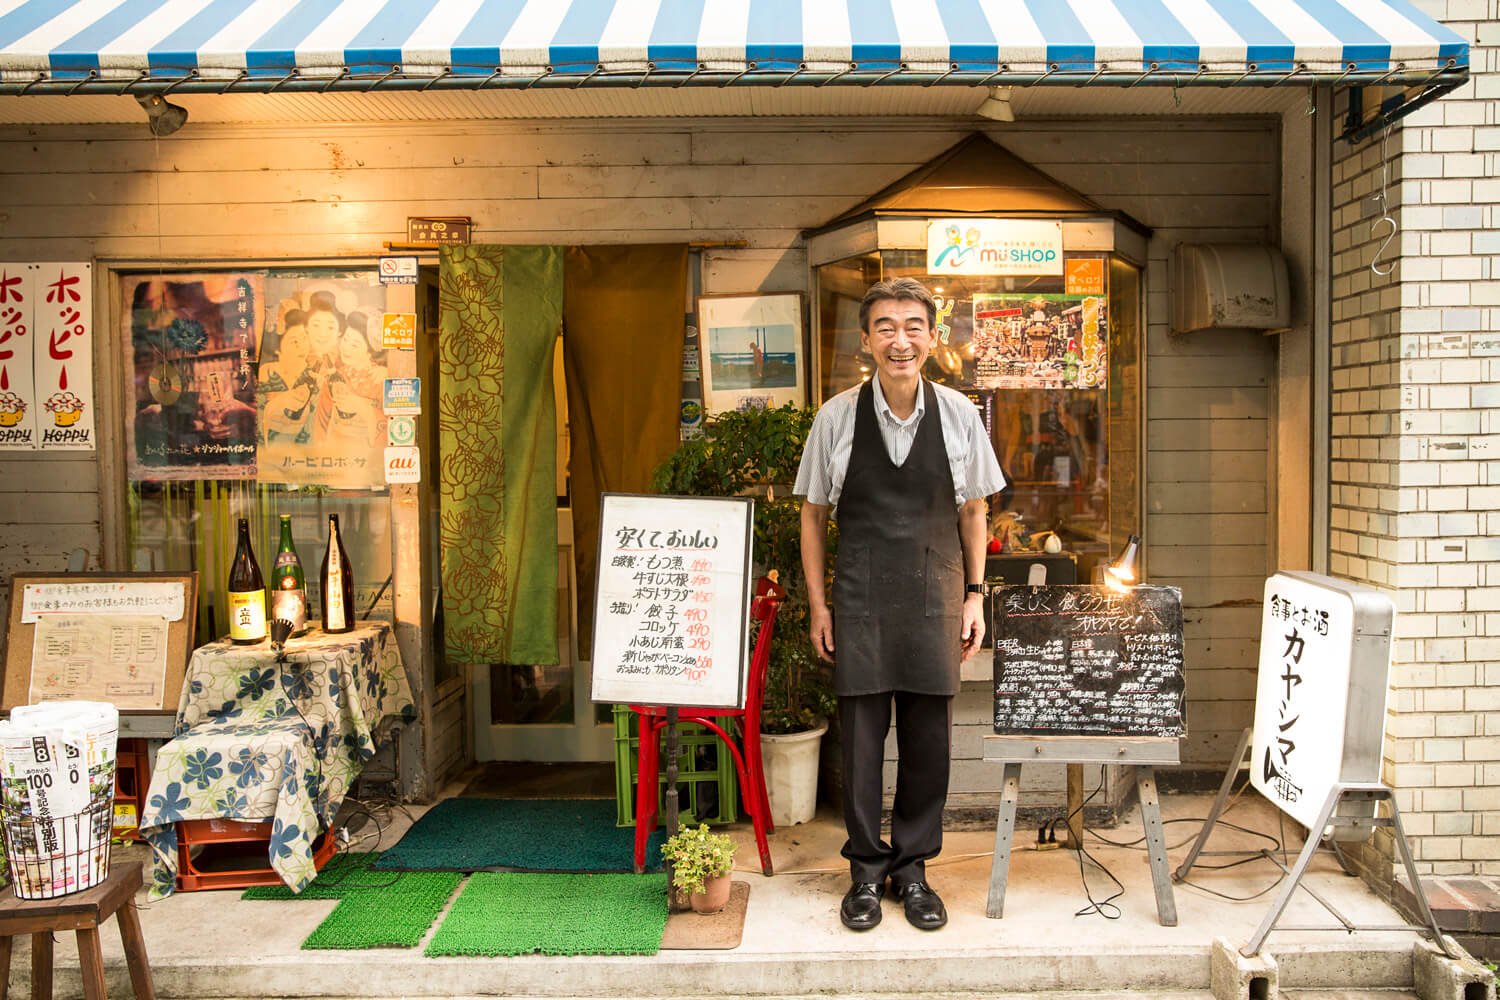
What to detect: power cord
<box><xmin>1065</xmin><ymin>766</ymin><xmax>1125</xmax><ymax>919</ymax></box>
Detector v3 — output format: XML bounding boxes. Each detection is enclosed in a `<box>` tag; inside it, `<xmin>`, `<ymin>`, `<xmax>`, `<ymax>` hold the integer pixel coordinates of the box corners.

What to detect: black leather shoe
<box><xmin>894</xmin><ymin>881</ymin><xmax>947</xmax><ymax>930</ymax></box>
<box><xmin>840</xmin><ymin>881</ymin><xmax>885</xmax><ymax>930</ymax></box>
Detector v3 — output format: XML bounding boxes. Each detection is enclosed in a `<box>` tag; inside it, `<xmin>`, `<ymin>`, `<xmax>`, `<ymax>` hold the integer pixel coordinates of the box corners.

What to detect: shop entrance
<box><xmin>465</xmin><ymin>342</ymin><xmax>612</xmax><ymax>763</ymax></box>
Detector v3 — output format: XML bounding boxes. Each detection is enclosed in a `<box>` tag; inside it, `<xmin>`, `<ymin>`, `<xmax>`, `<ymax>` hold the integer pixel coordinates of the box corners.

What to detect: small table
<box><xmin>139</xmin><ymin>623</ymin><xmax>414</xmax><ymax>897</ymax></box>
<box><xmin>0</xmin><ymin>861</ymin><xmax>154</xmax><ymax>1000</ymax></box>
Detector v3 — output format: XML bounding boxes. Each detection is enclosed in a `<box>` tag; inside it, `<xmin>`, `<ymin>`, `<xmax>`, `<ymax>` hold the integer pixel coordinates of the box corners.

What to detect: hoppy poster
<box><xmin>0</xmin><ymin>262</ymin><xmax>94</xmax><ymax>451</ymax></box>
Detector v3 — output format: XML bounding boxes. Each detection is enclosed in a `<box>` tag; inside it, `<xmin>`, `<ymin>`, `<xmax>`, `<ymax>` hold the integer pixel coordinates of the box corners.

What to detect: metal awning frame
<box><xmin>3</xmin><ymin>57</ymin><xmax>1465</xmax><ymax>144</ymax></box>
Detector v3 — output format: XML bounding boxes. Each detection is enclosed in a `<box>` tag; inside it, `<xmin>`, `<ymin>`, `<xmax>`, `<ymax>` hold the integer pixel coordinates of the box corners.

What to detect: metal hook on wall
<box><xmin>1370</xmin><ymin>125</ymin><xmax>1398</xmax><ymax>278</ymax></box>
<box><xmin>1370</xmin><ymin>215</ymin><xmax>1397</xmax><ymax>276</ymax></box>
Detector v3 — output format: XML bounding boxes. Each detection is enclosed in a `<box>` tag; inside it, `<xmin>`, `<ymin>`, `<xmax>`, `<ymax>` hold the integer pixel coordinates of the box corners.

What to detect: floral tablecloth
<box><xmin>140</xmin><ymin>622</ymin><xmax>414</xmax><ymax>897</ymax></box>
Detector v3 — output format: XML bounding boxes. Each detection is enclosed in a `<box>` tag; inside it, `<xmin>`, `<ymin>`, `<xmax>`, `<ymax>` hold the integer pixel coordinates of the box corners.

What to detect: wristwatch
<box><xmin>964</xmin><ymin>584</ymin><xmax>985</xmax><ymax>597</ymax></box>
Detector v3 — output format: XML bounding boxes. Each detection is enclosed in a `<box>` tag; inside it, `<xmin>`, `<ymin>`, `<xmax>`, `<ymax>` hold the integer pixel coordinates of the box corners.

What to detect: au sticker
<box><xmin>384</xmin><ymin>446</ymin><xmax>420</xmax><ymax>484</ymax></box>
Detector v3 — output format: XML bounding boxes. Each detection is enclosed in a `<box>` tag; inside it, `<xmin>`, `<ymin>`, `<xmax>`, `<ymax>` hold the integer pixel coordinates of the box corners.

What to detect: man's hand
<box><xmin>960</xmin><ymin>593</ymin><xmax>985</xmax><ymax>661</ymax></box>
<box><xmin>809</xmin><ymin>602</ymin><xmax>836</xmax><ymax>662</ymax></box>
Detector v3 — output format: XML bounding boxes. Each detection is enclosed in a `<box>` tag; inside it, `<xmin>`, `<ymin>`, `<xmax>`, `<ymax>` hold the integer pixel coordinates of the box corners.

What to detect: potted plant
<box><xmin>660</xmin><ymin>823</ymin><xmax>736</xmax><ymax>914</ymax></box>
<box><xmin>651</xmin><ymin>404</ymin><xmax>837</xmax><ymax>826</ymax></box>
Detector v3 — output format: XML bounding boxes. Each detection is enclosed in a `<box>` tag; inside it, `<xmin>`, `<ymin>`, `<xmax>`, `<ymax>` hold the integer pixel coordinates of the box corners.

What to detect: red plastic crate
<box><xmin>175</xmin><ymin>817</ymin><xmax>338</xmax><ymax>892</ymax></box>
<box><xmin>111</xmin><ymin>738</ymin><xmax>150</xmax><ymax>842</ymax></box>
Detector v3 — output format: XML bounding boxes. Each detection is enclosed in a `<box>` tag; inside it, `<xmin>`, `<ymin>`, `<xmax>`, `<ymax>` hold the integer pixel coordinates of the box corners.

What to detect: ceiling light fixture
<box><xmin>975</xmin><ymin>86</ymin><xmax>1015</xmax><ymax>122</ymax></box>
<box><xmin>134</xmin><ymin>93</ymin><xmax>188</xmax><ymax>137</ymax></box>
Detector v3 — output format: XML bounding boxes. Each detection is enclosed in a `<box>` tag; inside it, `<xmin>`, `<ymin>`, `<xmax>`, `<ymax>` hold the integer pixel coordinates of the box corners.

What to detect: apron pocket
<box><xmin>924</xmin><ymin>547</ymin><xmax>962</xmax><ymax>618</ymax></box>
<box><xmin>832</xmin><ymin>544</ymin><xmax>870</xmax><ymax>616</ymax></box>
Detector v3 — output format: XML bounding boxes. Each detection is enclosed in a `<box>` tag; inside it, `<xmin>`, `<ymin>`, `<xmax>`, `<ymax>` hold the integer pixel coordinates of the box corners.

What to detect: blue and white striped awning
<box><xmin>0</xmin><ymin>0</ymin><xmax>1468</xmax><ymax>98</ymax></box>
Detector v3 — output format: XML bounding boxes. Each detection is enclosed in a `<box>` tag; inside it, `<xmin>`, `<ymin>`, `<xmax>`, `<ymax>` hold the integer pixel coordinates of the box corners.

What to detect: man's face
<box><xmin>861</xmin><ymin>297</ymin><xmax>933</xmax><ymax>384</ymax></box>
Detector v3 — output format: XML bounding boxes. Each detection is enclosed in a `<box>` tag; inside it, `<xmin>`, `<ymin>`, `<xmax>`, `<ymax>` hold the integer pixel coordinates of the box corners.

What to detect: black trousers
<box><xmin>838</xmin><ymin>690</ymin><xmax>953</xmax><ymax>887</ymax></box>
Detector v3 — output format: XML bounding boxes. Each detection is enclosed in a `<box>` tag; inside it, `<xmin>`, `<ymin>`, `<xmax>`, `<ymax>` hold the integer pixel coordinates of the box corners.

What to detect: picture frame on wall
<box><xmin>696</xmin><ymin>293</ymin><xmax>806</xmax><ymax>414</ymax></box>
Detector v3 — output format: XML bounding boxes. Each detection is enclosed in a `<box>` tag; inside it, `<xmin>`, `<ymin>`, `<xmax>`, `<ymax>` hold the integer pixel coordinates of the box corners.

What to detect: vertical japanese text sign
<box><xmin>33</xmin><ymin>263</ymin><xmax>95</xmax><ymax>450</ymax></box>
<box><xmin>589</xmin><ymin>494</ymin><xmax>754</xmax><ymax>709</ymax></box>
<box><xmin>0</xmin><ymin>265</ymin><xmax>37</xmax><ymax>449</ymax></box>
<box><xmin>1250</xmin><ymin>572</ymin><xmax>1394</xmax><ymax>831</ymax></box>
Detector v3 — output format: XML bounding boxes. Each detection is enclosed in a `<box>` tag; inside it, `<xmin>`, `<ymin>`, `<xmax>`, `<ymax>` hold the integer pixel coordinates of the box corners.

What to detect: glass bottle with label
<box><xmin>227</xmin><ymin>518</ymin><xmax>267</xmax><ymax>644</ymax></box>
<box><xmin>319</xmin><ymin>514</ymin><xmax>355</xmax><ymax>634</ymax></box>
<box><xmin>270</xmin><ymin>514</ymin><xmax>308</xmax><ymax>636</ymax></box>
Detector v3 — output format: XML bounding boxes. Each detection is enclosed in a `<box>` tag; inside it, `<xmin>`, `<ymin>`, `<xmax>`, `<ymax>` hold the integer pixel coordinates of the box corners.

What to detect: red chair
<box><xmin>631</xmin><ymin>574</ymin><xmax>785</xmax><ymax>876</ymax></box>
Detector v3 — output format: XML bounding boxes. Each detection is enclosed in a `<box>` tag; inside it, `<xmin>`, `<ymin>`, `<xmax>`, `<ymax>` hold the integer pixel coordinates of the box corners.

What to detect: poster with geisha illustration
<box><xmin>257</xmin><ymin>274</ymin><xmax>388</xmax><ymax>488</ymax></box>
<box><xmin>970</xmin><ymin>293</ymin><xmax>1107</xmax><ymax>391</ymax></box>
<box><xmin>124</xmin><ymin>272</ymin><xmax>261</xmax><ymax>479</ymax></box>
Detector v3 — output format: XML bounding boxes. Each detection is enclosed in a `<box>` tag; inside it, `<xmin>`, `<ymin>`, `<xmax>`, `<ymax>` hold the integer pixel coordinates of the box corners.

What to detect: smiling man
<box><xmin>795</xmin><ymin>277</ymin><xmax>1005</xmax><ymax>931</ymax></box>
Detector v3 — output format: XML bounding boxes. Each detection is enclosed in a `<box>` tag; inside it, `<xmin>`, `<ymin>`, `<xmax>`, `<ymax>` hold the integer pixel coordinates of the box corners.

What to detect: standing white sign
<box><xmin>31</xmin><ymin>262</ymin><xmax>95</xmax><ymax>450</ymax></box>
<box><xmin>1250</xmin><ymin>572</ymin><xmax>1394</xmax><ymax>831</ymax></box>
<box><xmin>590</xmin><ymin>494</ymin><xmax>753</xmax><ymax>709</ymax></box>
<box><xmin>926</xmin><ymin>219</ymin><xmax>1064</xmax><ymax>276</ymax></box>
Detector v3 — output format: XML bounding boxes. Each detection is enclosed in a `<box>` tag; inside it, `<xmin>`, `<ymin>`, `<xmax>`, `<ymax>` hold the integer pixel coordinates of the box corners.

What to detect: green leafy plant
<box><xmin>651</xmin><ymin>404</ymin><xmax>836</xmax><ymax>734</ymax></box>
<box><xmin>660</xmin><ymin>823</ymin><xmax>735</xmax><ymax>896</ymax></box>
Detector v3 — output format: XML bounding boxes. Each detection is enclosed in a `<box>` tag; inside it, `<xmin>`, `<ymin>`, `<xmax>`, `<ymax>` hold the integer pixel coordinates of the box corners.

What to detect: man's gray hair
<box><xmin>859</xmin><ymin>277</ymin><xmax>937</xmax><ymax>333</ymax></box>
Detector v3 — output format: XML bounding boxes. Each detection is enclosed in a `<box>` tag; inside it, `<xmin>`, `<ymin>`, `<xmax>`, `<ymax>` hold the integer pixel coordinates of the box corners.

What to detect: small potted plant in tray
<box><xmin>660</xmin><ymin>823</ymin><xmax>736</xmax><ymax>914</ymax></box>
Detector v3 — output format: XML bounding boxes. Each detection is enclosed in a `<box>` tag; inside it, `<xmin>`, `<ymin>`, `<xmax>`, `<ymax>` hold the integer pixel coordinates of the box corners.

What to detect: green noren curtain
<box><xmin>564</xmin><ymin>245</ymin><xmax>689</xmax><ymax>660</ymax></box>
<box><xmin>439</xmin><ymin>245</ymin><xmax>562</xmax><ymax>666</ymax></box>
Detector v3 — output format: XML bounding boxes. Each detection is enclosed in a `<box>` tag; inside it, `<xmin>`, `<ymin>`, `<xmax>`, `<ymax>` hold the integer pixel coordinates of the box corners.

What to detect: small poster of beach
<box><xmin>697</xmin><ymin>293</ymin><xmax>806</xmax><ymax>413</ymax></box>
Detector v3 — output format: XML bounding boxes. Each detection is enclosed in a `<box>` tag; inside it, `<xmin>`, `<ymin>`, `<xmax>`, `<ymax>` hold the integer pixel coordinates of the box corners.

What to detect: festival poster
<box><xmin>124</xmin><ymin>273</ymin><xmax>262</xmax><ymax>479</ymax></box>
<box><xmin>0</xmin><ymin>264</ymin><xmax>38</xmax><ymax>450</ymax></box>
<box><xmin>257</xmin><ymin>274</ymin><xmax>388</xmax><ymax>488</ymax></box>
<box><xmin>34</xmin><ymin>263</ymin><xmax>96</xmax><ymax>450</ymax></box>
<box><xmin>970</xmin><ymin>293</ymin><xmax>1108</xmax><ymax>391</ymax></box>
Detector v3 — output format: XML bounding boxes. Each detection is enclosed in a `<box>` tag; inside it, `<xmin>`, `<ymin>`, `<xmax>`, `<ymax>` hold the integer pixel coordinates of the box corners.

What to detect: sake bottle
<box><xmin>227</xmin><ymin>518</ymin><xmax>267</xmax><ymax>644</ymax></box>
<box><xmin>319</xmin><ymin>514</ymin><xmax>355</xmax><ymax>633</ymax></box>
<box><xmin>270</xmin><ymin>514</ymin><xmax>308</xmax><ymax>636</ymax></box>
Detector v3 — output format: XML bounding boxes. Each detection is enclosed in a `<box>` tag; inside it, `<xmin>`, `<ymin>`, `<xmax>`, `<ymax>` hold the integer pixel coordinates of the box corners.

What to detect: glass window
<box><xmin>815</xmin><ymin>246</ymin><xmax>1141</xmax><ymax>583</ymax></box>
<box><xmin>121</xmin><ymin>268</ymin><xmax>394</xmax><ymax>640</ymax></box>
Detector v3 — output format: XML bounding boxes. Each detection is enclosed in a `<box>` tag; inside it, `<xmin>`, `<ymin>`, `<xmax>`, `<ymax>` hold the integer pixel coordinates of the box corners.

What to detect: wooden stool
<box><xmin>0</xmin><ymin>861</ymin><xmax>154</xmax><ymax>1000</ymax></box>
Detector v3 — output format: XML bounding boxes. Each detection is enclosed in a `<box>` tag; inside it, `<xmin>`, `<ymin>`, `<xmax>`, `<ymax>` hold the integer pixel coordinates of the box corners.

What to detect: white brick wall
<box><xmin>1332</xmin><ymin>1</ymin><xmax>1500</xmax><ymax>878</ymax></box>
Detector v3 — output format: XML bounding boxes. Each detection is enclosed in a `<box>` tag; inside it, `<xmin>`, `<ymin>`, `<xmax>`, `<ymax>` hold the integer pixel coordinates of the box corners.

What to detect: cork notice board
<box><xmin>3</xmin><ymin>572</ymin><xmax>198</xmax><ymax>712</ymax></box>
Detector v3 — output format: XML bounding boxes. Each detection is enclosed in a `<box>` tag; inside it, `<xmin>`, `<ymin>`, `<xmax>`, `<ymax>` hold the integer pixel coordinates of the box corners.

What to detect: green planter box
<box><xmin>612</xmin><ymin>705</ymin><xmax>738</xmax><ymax>828</ymax></box>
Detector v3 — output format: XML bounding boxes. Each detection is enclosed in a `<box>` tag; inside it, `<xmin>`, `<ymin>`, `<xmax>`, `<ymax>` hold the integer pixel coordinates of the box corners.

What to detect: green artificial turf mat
<box><xmin>373</xmin><ymin>798</ymin><xmax>662</xmax><ymax>873</ymax></box>
<box><xmin>425</xmin><ymin>872</ymin><xmax>667</xmax><ymax>957</ymax></box>
<box><xmin>241</xmin><ymin>852</ymin><xmax>381</xmax><ymax>900</ymax></box>
<box><xmin>301</xmin><ymin>870</ymin><xmax>464</xmax><ymax>950</ymax></box>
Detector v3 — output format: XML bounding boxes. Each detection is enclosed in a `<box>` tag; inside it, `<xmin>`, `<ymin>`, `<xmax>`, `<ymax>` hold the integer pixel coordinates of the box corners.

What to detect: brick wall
<box><xmin>1332</xmin><ymin>1</ymin><xmax>1500</xmax><ymax>881</ymax></box>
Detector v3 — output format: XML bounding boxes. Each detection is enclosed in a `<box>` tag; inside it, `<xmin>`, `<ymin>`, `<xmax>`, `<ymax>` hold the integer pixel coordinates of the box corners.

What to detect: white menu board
<box><xmin>590</xmin><ymin>493</ymin><xmax>753</xmax><ymax>709</ymax></box>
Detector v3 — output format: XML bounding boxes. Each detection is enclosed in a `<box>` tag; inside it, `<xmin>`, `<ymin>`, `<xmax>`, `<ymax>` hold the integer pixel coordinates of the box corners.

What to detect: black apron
<box><xmin>832</xmin><ymin>379</ymin><xmax>962</xmax><ymax>697</ymax></box>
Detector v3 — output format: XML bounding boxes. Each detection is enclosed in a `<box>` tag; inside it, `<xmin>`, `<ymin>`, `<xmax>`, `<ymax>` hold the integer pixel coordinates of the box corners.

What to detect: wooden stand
<box><xmin>1175</xmin><ymin>727</ymin><xmax>1452</xmax><ymax>958</ymax></box>
<box><xmin>0</xmin><ymin>861</ymin><xmax>155</xmax><ymax>1000</ymax></box>
<box><xmin>984</xmin><ymin>735</ymin><xmax>1179</xmax><ymax>926</ymax></box>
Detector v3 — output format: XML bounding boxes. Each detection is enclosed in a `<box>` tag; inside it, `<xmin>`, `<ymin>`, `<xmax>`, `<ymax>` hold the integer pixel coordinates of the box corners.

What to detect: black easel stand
<box><xmin>1174</xmin><ymin>727</ymin><xmax>1453</xmax><ymax>958</ymax></box>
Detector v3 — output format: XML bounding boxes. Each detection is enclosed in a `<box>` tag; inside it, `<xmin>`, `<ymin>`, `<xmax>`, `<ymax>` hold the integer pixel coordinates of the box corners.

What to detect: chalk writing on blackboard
<box><xmin>992</xmin><ymin>585</ymin><xmax>1185</xmax><ymax>738</ymax></box>
<box><xmin>591</xmin><ymin>494</ymin><xmax>754</xmax><ymax>709</ymax></box>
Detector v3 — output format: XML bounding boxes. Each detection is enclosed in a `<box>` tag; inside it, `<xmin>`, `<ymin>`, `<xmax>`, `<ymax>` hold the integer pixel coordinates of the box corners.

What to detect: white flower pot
<box><xmin>759</xmin><ymin>721</ymin><xmax>828</xmax><ymax>827</ymax></box>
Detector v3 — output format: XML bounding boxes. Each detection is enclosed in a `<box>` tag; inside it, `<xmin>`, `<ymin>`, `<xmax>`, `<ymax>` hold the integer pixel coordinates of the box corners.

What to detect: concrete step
<box><xmin>11</xmin><ymin>942</ymin><xmax>1427</xmax><ymax>999</ymax></box>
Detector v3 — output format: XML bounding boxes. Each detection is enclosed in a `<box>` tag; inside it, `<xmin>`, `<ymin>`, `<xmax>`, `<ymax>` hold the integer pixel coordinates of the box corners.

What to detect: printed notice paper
<box><xmin>30</xmin><ymin>614</ymin><xmax>169</xmax><ymax>709</ymax></box>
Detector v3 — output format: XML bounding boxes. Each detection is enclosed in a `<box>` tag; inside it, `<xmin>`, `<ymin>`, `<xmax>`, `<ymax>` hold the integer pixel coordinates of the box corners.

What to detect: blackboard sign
<box><xmin>589</xmin><ymin>493</ymin><xmax>754</xmax><ymax>709</ymax></box>
<box><xmin>992</xmin><ymin>585</ymin><xmax>1185</xmax><ymax>738</ymax></box>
